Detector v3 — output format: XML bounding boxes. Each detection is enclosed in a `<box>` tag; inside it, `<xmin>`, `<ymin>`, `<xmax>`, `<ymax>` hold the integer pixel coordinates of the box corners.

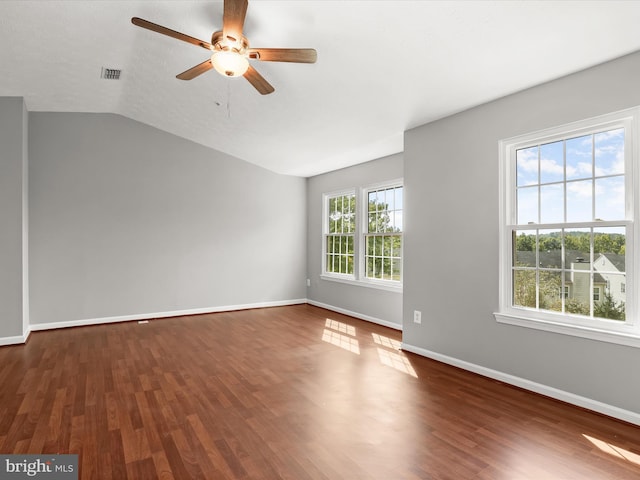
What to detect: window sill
<box><xmin>494</xmin><ymin>311</ymin><xmax>640</xmax><ymax>348</ymax></box>
<box><xmin>320</xmin><ymin>274</ymin><xmax>403</xmax><ymax>293</ymax></box>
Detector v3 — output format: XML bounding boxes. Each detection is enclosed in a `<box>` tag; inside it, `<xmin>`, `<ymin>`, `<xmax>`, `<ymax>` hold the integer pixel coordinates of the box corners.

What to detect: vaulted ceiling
<box><xmin>2</xmin><ymin>1</ymin><xmax>640</xmax><ymax>176</ymax></box>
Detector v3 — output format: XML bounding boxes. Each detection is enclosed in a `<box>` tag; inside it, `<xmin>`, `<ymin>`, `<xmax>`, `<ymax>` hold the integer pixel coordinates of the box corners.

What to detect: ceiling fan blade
<box><xmin>223</xmin><ymin>0</ymin><xmax>249</xmax><ymax>43</ymax></box>
<box><xmin>247</xmin><ymin>48</ymin><xmax>317</xmax><ymax>64</ymax></box>
<box><xmin>243</xmin><ymin>65</ymin><xmax>274</xmax><ymax>95</ymax></box>
<box><xmin>131</xmin><ymin>17</ymin><xmax>213</xmax><ymax>51</ymax></box>
<box><xmin>176</xmin><ymin>59</ymin><xmax>213</xmax><ymax>80</ymax></box>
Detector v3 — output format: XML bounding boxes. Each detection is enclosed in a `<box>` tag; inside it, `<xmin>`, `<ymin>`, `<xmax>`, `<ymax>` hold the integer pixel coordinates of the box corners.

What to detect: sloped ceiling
<box><xmin>2</xmin><ymin>1</ymin><xmax>640</xmax><ymax>176</ymax></box>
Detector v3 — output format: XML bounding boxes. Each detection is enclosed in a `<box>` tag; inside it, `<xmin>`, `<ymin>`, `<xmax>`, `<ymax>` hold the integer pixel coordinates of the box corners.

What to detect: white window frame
<box><xmin>495</xmin><ymin>107</ymin><xmax>640</xmax><ymax>348</ymax></box>
<box><xmin>322</xmin><ymin>189</ymin><xmax>356</xmax><ymax>280</ymax></box>
<box><xmin>321</xmin><ymin>179</ymin><xmax>403</xmax><ymax>293</ymax></box>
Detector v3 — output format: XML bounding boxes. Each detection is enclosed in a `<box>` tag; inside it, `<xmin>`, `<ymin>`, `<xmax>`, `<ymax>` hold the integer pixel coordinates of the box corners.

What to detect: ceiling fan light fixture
<box><xmin>211</xmin><ymin>50</ymin><xmax>249</xmax><ymax>77</ymax></box>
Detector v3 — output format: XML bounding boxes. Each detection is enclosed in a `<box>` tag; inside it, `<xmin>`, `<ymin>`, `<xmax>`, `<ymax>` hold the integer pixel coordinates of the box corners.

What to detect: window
<box><xmin>322</xmin><ymin>181</ymin><xmax>403</xmax><ymax>291</ymax></box>
<box><xmin>365</xmin><ymin>186</ymin><xmax>403</xmax><ymax>281</ymax></box>
<box><xmin>497</xmin><ymin>108</ymin><xmax>640</xmax><ymax>347</ymax></box>
<box><xmin>325</xmin><ymin>192</ymin><xmax>356</xmax><ymax>276</ymax></box>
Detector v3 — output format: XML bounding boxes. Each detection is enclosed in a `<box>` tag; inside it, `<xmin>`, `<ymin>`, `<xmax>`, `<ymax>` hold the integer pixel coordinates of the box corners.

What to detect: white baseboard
<box><xmin>0</xmin><ymin>332</ymin><xmax>30</xmax><ymax>346</ymax></box>
<box><xmin>307</xmin><ymin>300</ymin><xmax>402</xmax><ymax>331</ymax></box>
<box><xmin>16</xmin><ymin>298</ymin><xmax>307</xmax><ymax>336</ymax></box>
<box><xmin>401</xmin><ymin>342</ymin><xmax>640</xmax><ymax>427</ymax></box>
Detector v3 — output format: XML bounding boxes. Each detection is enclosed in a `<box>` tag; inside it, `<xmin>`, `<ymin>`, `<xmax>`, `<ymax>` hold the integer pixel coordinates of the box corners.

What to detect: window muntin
<box><xmin>365</xmin><ymin>186</ymin><xmax>403</xmax><ymax>281</ymax></box>
<box><xmin>325</xmin><ymin>193</ymin><xmax>355</xmax><ymax>275</ymax></box>
<box><xmin>499</xmin><ymin>108</ymin><xmax>639</xmax><ymax>342</ymax></box>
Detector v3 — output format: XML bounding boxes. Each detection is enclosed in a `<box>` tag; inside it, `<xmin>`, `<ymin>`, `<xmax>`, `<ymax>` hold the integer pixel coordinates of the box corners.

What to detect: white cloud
<box><xmin>539</xmin><ymin>157</ymin><xmax>563</xmax><ymax>176</ymax></box>
<box><xmin>567</xmin><ymin>180</ymin><xmax>592</xmax><ymax>198</ymax></box>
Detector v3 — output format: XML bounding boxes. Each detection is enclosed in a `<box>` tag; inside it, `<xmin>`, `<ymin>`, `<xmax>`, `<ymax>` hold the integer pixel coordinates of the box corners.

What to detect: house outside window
<box><xmin>496</xmin><ymin>108</ymin><xmax>640</xmax><ymax>347</ymax></box>
<box><xmin>322</xmin><ymin>181</ymin><xmax>403</xmax><ymax>291</ymax></box>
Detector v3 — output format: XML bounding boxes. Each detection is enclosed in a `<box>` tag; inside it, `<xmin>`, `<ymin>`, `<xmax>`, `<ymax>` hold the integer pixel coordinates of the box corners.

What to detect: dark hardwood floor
<box><xmin>1</xmin><ymin>304</ymin><xmax>639</xmax><ymax>479</ymax></box>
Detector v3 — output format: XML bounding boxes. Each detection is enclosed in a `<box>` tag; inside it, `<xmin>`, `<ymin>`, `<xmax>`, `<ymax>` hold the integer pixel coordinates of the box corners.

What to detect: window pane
<box><xmin>386</xmin><ymin>190</ymin><xmax>395</xmax><ymax>211</ymax></box>
<box><xmin>594</xmin><ymin>279</ymin><xmax>625</xmax><ymax>321</ymax></box>
<box><xmin>540</xmin><ymin>184</ymin><xmax>563</xmax><ymax>223</ymax></box>
<box><xmin>368</xmin><ymin>192</ymin><xmax>376</xmax><ymax>213</ymax></box>
<box><xmin>595</xmin><ymin>128</ymin><xmax>624</xmax><ymax>176</ymax></box>
<box><xmin>327</xmin><ymin>236</ymin><xmax>335</xmax><ymax>254</ymax></box>
<box><xmin>516</xmin><ymin>146</ymin><xmax>538</xmax><ymax>187</ymax></box>
<box><xmin>540</xmin><ymin>140</ymin><xmax>564</xmax><ymax>184</ymax></box>
<box><xmin>566</xmin><ymin>180</ymin><xmax>592</xmax><ymax>222</ymax></box>
<box><xmin>391</xmin><ymin>258</ymin><xmax>401</xmax><ymax>281</ymax></box>
<box><xmin>384</xmin><ymin>212</ymin><xmax>394</xmax><ymax>233</ymax></box>
<box><xmin>395</xmin><ymin>210</ymin><xmax>403</xmax><ymax>232</ymax></box>
<box><xmin>517</xmin><ymin>186</ymin><xmax>538</xmax><ymax>224</ymax></box>
<box><xmin>387</xmin><ymin>212</ymin><xmax>396</xmax><ymax>232</ymax></box>
<box><xmin>564</xmin><ymin>229</ymin><xmax>591</xmax><ymax>268</ymax></box>
<box><xmin>374</xmin><ymin>258</ymin><xmax>383</xmax><ymax>278</ymax></box>
<box><xmin>367</xmin><ymin>237</ymin><xmax>380</xmax><ymax>256</ymax></box>
<box><xmin>594</xmin><ymin>227</ymin><xmax>625</xmax><ymax>272</ymax></box>
<box><xmin>565</xmin><ymin>296</ymin><xmax>590</xmax><ymax>316</ymax></box>
<box><xmin>513</xmin><ymin>231</ymin><xmax>536</xmax><ymax>267</ymax></box>
<box><xmin>383</xmin><ymin>236</ymin><xmax>392</xmax><ymax>257</ymax></box>
<box><xmin>568</xmin><ymin>258</ymin><xmax>591</xmax><ymax>308</ymax></box>
<box><xmin>382</xmin><ymin>257</ymin><xmax>392</xmax><ymax>279</ymax></box>
<box><xmin>539</xmin><ymin>270</ymin><xmax>562</xmax><ymax>312</ymax></box>
<box><xmin>376</xmin><ymin>190</ymin><xmax>385</xmax><ymax>211</ymax></box>
<box><xmin>595</xmin><ymin>176</ymin><xmax>624</xmax><ymax>221</ymax></box>
<box><xmin>538</xmin><ymin>229</ymin><xmax>562</xmax><ymax>268</ymax></box>
<box><xmin>368</xmin><ymin>213</ymin><xmax>377</xmax><ymax>232</ymax></box>
<box><xmin>366</xmin><ymin>256</ymin><xmax>373</xmax><ymax>278</ymax></box>
<box><xmin>395</xmin><ymin>187</ymin><xmax>403</xmax><ymax>211</ymax></box>
<box><xmin>513</xmin><ymin>269</ymin><xmax>536</xmax><ymax>308</ymax></box>
<box><xmin>392</xmin><ymin>236</ymin><xmax>402</xmax><ymax>259</ymax></box>
<box><xmin>566</xmin><ymin>134</ymin><xmax>592</xmax><ymax>181</ymax></box>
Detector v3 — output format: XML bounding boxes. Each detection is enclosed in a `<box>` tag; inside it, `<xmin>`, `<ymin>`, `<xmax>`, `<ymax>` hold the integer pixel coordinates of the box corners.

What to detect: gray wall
<box><xmin>29</xmin><ymin>113</ymin><xmax>306</xmax><ymax>325</ymax></box>
<box><xmin>0</xmin><ymin>97</ymin><xmax>28</xmax><ymax>339</ymax></box>
<box><xmin>307</xmin><ymin>153</ymin><xmax>403</xmax><ymax>328</ymax></box>
<box><xmin>403</xmin><ymin>51</ymin><xmax>640</xmax><ymax>414</ymax></box>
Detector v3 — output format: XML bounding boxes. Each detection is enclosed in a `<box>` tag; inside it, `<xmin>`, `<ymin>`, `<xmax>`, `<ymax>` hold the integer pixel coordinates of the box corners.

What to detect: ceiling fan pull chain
<box><xmin>227</xmin><ymin>80</ymin><xmax>231</xmax><ymax>119</ymax></box>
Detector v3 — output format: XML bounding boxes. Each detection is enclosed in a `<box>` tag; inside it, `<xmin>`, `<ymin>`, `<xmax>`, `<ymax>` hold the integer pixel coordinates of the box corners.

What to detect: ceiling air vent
<box><xmin>101</xmin><ymin>67</ymin><xmax>121</xmax><ymax>80</ymax></box>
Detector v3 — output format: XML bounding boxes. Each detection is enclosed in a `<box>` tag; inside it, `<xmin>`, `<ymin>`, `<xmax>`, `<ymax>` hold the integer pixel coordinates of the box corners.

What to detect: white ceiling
<box><xmin>2</xmin><ymin>1</ymin><xmax>640</xmax><ymax>177</ymax></box>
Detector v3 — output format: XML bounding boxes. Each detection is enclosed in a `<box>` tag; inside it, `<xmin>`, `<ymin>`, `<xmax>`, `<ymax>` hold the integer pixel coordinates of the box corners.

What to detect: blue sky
<box><xmin>516</xmin><ymin>127</ymin><xmax>625</xmax><ymax>225</ymax></box>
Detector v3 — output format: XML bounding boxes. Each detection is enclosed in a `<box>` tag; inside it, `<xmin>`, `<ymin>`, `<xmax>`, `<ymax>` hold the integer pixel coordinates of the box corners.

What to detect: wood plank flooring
<box><xmin>1</xmin><ymin>304</ymin><xmax>639</xmax><ymax>479</ymax></box>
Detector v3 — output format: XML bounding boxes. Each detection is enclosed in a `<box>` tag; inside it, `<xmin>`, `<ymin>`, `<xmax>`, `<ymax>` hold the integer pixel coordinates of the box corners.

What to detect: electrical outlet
<box><xmin>306</xmin><ymin>278</ymin><xmax>311</xmax><ymax>287</ymax></box>
<box><xmin>413</xmin><ymin>310</ymin><xmax>422</xmax><ymax>324</ymax></box>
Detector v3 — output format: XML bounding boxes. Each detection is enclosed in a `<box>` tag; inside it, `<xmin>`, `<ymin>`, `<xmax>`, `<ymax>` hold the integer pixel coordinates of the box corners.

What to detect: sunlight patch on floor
<box><xmin>322</xmin><ymin>319</ymin><xmax>359</xmax><ymax>354</ymax></box>
<box><xmin>371</xmin><ymin>332</ymin><xmax>402</xmax><ymax>350</ymax></box>
<box><xmin>325</xmin><ymin>318</ymin><xmax>357</xmax><ymax>336</ymax></box>
<box><xmin>322</xmin><ymin>329</ymin><xmax>360</xmax><ymax>354</ymax></box>
<box><xmin>583</xmin><ymin>434</ymin><xmax>640</xmax><ymax>466</ymax></box>
<box><xmin>377</xmin><ymin>348</ymin><xmax>417</xmax><ymax>377</ymax></box>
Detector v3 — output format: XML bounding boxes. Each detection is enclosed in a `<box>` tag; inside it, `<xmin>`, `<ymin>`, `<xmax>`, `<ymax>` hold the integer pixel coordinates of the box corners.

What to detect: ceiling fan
<box><xmin>131</xmin><ymin>0</ymin><xmax>317</xmax><ymax>95</ymax></box>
